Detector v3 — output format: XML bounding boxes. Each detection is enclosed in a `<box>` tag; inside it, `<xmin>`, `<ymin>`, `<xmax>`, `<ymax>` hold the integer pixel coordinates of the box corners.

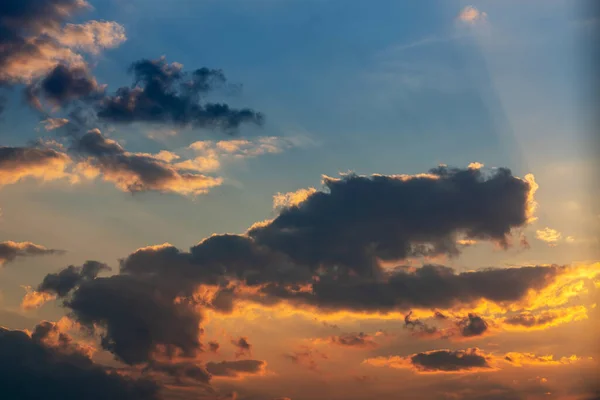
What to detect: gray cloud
<box><xmin>0</xmin><ymin>240</ymin><xmax>64</xmax><ymax>266</ymax></box>
<box><xmin>409</xmin><ymin>348</ymin><xmax>492</xmax><ymax>372</ymax></box>
<box><xmin>96</xmin><ymin>58</ymin><xmax>264</xmax><ymax>132</ymax></box>
<box><xmin>231</xmin><ymin>337</ymin><xmax>252</xmax><ymax>358</ymax></box>
<box><xmin>0</xmin><ymin>324</ymin><xmax>159</xmax><ymax>400</ymax></box>
<box><xmin>37</xmin><ymin>260</ymin><xmax>110</xmax><ymax>297</ymax></box>
<box><xmin>65</xmin><ymin>274</ymin><xmax>204</xmax><ymax>365</ymax></box>
<box><xmin>26</xmin><ymin>64</ymin><xmax>101</xmax><ymax>108</ymax></box>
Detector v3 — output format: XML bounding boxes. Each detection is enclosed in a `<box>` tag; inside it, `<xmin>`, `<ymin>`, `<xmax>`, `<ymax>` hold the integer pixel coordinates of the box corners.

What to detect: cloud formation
<box><xmin>96</xmin><ymin>58</ymin><xmax>264</xmax><ymax>132</ymax></box>
<box><xmin>27</xmin><ymin>166</ymin><xmax>563</xmax><ymax>373</ymax></box>
<box><xmin>0</xmin><ymin>324</ymin><xmax>159</xmax><ymax>400</ymax></box>
<box><xmin>0</xmin><ymin>241</ymin><xmax>64</xmax><ymax>266</ymax></box>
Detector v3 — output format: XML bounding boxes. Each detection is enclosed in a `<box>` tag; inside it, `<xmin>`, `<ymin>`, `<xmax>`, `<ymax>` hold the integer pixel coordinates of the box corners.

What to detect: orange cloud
<box><xmin>51</xmin><ymin>20</ymin><xmax>126</xmax><ymax>54</ymax></box>
<box><xmin>20</xmin><ymin>286</ymin><xmax>57</xmax><ymax>310</ymax></box>
<box><xmin>0</xmin><ymin>147</ymin><xmax>76</xmax><ymax>186</ymax></box>
<box><xmin>458</xmin><ymin>6</ymin><xmax>488</xmax><ymax>24</ymax></box>
<box><xmin>536</xmin><ymin>227</ymin><xmax>562</xmax><ymax>246</ymax></box>
<box><xmin>273</xmin><ymin>187</ymin><xmax>317</xmax><ymax>210</ymax></box>
<box><xmin>501</xmin><ymin>305</ymin><xmax>589</xmax><ymax>331</ymax></box>
<box><xmin>504</xmin><ymin>352</ymin><xmax>582</xmax><ymax>367</ymax></box>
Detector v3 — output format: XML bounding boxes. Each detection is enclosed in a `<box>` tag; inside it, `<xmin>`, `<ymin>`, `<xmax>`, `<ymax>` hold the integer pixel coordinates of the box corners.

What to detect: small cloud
<box><xmin>273</xmin><ymin>187</ymin><xmax>317</xmax><ymax>210</ymax></box>
<box><xmin>467</xmin><ymin>162</ymin><xmax>484</xmax><ymax>170</ymax></box>
<box><xmin>536</xmin><ymin>228</ymin><xmax>562</xmax><ymax>246</ymax></box>
<box><xmin>458</xmin><ymin>6</ymin><xmax>488</xmax><ymax>24</ymax></box>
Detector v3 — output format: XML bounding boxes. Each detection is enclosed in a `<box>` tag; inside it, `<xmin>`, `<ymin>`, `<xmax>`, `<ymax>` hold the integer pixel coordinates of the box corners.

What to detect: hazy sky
<box><xmin>0</xmin><ymin>1</ymin><xmax>598</xmax><ymax>399</ymax></box>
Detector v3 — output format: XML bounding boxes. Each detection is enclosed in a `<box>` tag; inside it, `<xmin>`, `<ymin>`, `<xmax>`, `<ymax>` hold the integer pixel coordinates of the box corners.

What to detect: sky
<box><xmin>0</xmin><ymin>1</ymin><xmax>598</xmax><ymax>399</ymax></box>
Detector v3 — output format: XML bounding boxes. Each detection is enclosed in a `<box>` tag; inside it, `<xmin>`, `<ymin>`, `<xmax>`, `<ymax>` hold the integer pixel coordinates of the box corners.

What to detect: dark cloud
<box><xmin>270</xmin><ymin>264</ymin><xmax>560</xmax><ymax>313</ymax></box>
<box><xmin>205</xmin><ymin>360</ymin><xmax>265</xmax><ymax>378</ymax></box>
<box><xmin>457</xmin><ymin>314</ymin><xmax>489</xmax><ymax>337</ymax></box>
<box><xmin>96</xmin><ymin>58</ymin><xmax>264</xmax><ymax>132</ymax></box>
<box><xmin>0</xmin><ymin>240</ymin><xmax>64</xmax><ymax>266</ymax></box>
<box><xmin>231</xmin><ymin>337</ymin><xmax>252</xmax><ymax>358</ymax></box>
<box><xmin>0</xmin><ymin>324</ymin><xmax>159</xmax><ymax>400</ymax></box>
<box><xmin>404</xmin><ymin>311</ymin><xmax>489</xmax><ymax>339</ymax></box>
<box><xmin>26</xmin><ymin>64</ymin><xmax>100</xmax><ymax>107</ymax></box>
<box><xmin>409</xmin><ymin>348</ymin><xmax>492</xmax><ymax>372</ymax></box>
<box><xmin>404</xmin><ymin>310</ymin><xmax>442</xmax><ymax>337</ymax></box>
<box><xmin>65</xmin><ymin>274</ymin><xmax>203</xmax><ymax>365</ymax></box>
<box><xmin>249</xmin><ymin>167</ymin><xmax>533</xmax><ymax>277</ymax></box>
<box><xmin>208</xmin><ymin>341</ymin><xmax>220</xmax><ymax>353</ymax></box>
<box><xmin>37</xmin><ymin>260</ymin><xmax>110</xmax><ymax>297</ymax></box>
<box><xmin>116</xmin><ymin>167</ymin><xmax>554</xmax><ymax>313</ymax></box>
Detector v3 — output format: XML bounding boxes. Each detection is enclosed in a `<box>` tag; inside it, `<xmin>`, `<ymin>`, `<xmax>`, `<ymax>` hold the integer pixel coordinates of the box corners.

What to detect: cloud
<box><xmin>458</xmin><ymin>6</ymin><xmax>488</xmax><ymax>24</ymax></box>
<box><xmin>504</xmin><ymin>352</ymin><xmax>581</xmax><ymax>367</ymax></box>
<box><xmin>178</xmin><ymin>136</ymin><xmax>296</xmax><ymax>173</ymax></box>
<box><xmin>96</xmin><ymin>57</ymin><xmax>264</xmax><ymax>132</ymax></box>
<box><xmin>36</xmin><ymin>260</ymin><xmax>110</xmax><ymax>297</ymax></box>
<box><xmin>501</xmin><ymin>306</ymin><xmax>589</xmax><ymax>331</ymax></box>
<box><xmin>536</xmin><ymin>227</ymin><xmax>562</xmax><ymax>246</ymax></box>
<box><xmin>205</xmin><ymin>360</ymin><xmax>266</xmax><ymax>378</ymax></box>
<box><xmin>73</xmin><ymin>129</ymin><xmax>222</xmax><ymax>196</ymax></box>
<box><xmin>273</xmin><ymin>187</ymin><xmax>317</xmax><ymax>210</ymax></box>
<box><xmin>208</xmin><ymin>341</ymin><xmax>220</xmax><ymax>353</ymax></box>
<box><xmin>0</xmin><ymin>0</ymin><xmax>125</xmax><ymax>85</ymax></box>
<box><xmin>145</xmin><ymin>361</ymin><xmax>211</xmax><ymax>387</ymax></box>
<box><xmin>283</xmin><ymin>346</ymin><xmax>328</xmax><ymax>371</ymax></box>
<box><xmin>65</xmin><ymin>274</ymin><xmax>204</xmax><ymax>365</ymax></box>
<box><xmin>28</xmin><ymin>166</ymin><xmax>572</xmax><ymax>373</ymax></box>
<box><xmin>42</xmin><ymin>117</ymin><xmax>70</xmax><ymax>131</ymax></box>
<box><xmin>0</xmin><ymin>241</ymin><xmax>64</xmax><ymax>266</ymax></box>
<box><xmin>0</xmin><ymin>146</ymin><xmax>75</xmax><ymax>186</ymax></box>
<box><xmin>231</xmin><ymin>337</ymin><xmax>252</xmax><ymax>358</ymax></box>
<box><xmin>0</xmin><ymin>324</ymin><xmax>159</xmax><ymax>400</ymax></box>
<box><xmin>26</xmin><ymin>64</ymin><xmax>101</xmax><ymax>108</ymax></box>
<box><xmin>404</xmin><ymin>311</ymin><xmax>489</xmax><ymax>340</ymax></box>
<box><xmin>249</xmin><ymin>167</ymin><xmax>536</xmax><ymax>277</ymax></box>
<box><xmin>457</xmin><ymin>314</ymin><xmax>489</xmax><ymax>337</ymax></box>
<box><xmin>364</xmin><ymin>348</ymin><xmax>495</xmax><ymax>373</ymax></box>
<box><xmin>314</xmin><ymin>332</ymin><xmax>378</xmax><ymax>348</ymax></box>
<box><xmin>51</xmin><ymin>20</ymin><xmax>126</xmax><ymax>54</ymax></box>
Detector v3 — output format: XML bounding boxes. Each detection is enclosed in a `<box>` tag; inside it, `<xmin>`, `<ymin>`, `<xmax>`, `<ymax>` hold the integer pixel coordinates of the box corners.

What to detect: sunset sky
<box><xmin>0</xmin><ymin>1</ymin><xmax>599</xmax><ymax>399</ymax></box>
